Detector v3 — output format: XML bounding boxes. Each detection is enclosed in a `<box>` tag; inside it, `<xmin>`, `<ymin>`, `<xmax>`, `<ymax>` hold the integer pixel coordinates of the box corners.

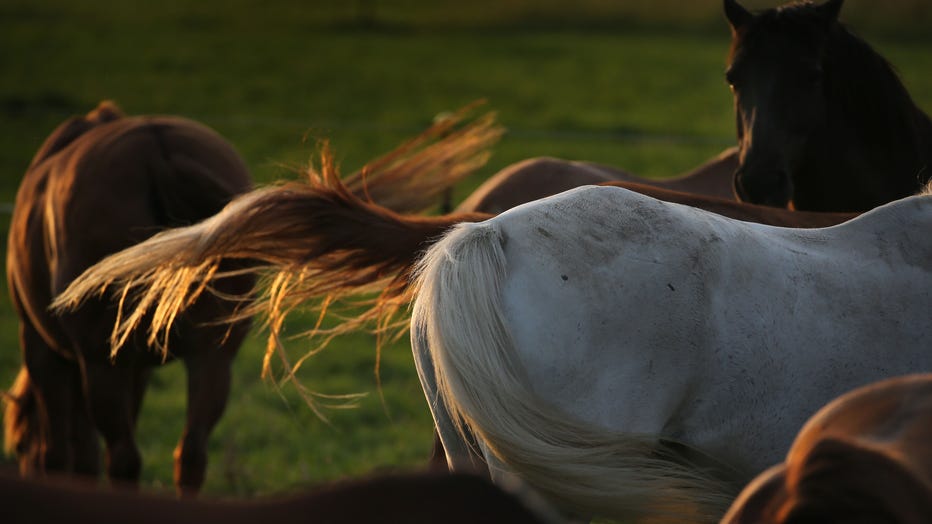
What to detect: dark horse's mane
<box><xmin>820</xmin><ymin>17</ymin><xmax>932</xmax><ymax>167</ymax></box>
<box><xmin>729</xmin><ymin>0</ymin><xmax>932</xmax><ymax>210</ymax></box>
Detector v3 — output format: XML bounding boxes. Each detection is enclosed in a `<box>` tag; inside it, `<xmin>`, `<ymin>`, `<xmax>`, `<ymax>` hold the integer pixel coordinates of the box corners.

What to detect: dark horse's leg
<box><xmin>71</xmin><ymin>360</ymin><xmax>100</xmax><ymax>478</ymax></box>
<box><xmin>19</xmin><ymin>322</ymin><xmax>77</xmax><ymax>475</ymax></box>
<box><xmin>173</xmin><ymin>334</ymin><xmax>242</xmax><ymax>496</ymax></box>
<box><xmin>83</xmin><ymin>360</ymin><xmax>144</xmax><ymax>486</ymax></box>
<box><xmin>69</xmin><ymin>364</ymin><xmax>101</xmax><ymax>476</ymax></box>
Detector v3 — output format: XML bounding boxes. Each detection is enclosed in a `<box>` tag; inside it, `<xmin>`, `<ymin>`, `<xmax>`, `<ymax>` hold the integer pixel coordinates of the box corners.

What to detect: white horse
<box><xmin>411</xmin><ymin>185</ymin><xmax>932</xmax><ymax>522</ymax></box>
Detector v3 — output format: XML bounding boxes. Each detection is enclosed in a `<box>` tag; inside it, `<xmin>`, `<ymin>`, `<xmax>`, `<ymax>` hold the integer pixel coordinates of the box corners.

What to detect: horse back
<box><xmin>455</xmin><ymin>157</ymin><xmax>621</xmax><ymax>214</ymax></box>
<box><xmin>825</xmin><ymin>192</ymin><xmax>932</xmax><ymax>269</ymax></box>
<box><xmin>26</xmin><ymin>101</ymin><xmax>124</xmax><ymax>170</ymax></box>
<box><xmin>602</xmin><ymin>181</ymin><xmax>854</xmax><ymax>227</ymax></box>
<box><xmin>8</xmin><ymin>109</ymin><xmax>253</xmax><ymax>358</ymax></box>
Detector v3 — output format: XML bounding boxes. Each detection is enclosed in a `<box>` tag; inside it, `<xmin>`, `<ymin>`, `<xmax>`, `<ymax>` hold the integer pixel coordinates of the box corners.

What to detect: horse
<box><xmin>428</xmin><ymin>151</ymin><xmax>848</xmax><ymax>466</ymax></box>
<box><xmin>3</xmin><ymin>101</ymin><xmax>257</xmax><ymax>494</ymax></box>
<box><xmin>409</xmin><ymin>184</ymin><xmax>932</xmax><ymax>521</ymax></box>
<box><xmin>0</xmin><ymin>469</ymin><xmax>560</xmax><ymax>524</ymax></box>
<box><xmin>724</xmin><ymin>0</ymin><xmax>932</xmax><ymax>212</ymax></box>
<box><xmin>723</xmin><ymin>374</ymin><xmax>932</xmax><ymax>523</ymax></box>
<box><xmin>465</xmin><ymin>146</ymin><xmax>740</xmax><ymax>214</ymax></box>
<box><xmin>5</xmin><ymin>101</ymin><xmax>501</xmax><ymax>494</ymax></box>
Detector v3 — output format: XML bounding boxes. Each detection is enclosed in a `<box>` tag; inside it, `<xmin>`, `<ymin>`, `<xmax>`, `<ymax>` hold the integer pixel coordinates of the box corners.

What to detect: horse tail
<box><xmin>52</xmin><ymin>107</ymin><xmax>500</xmax><ymax>355</ymax></box>
<box><xmin>411</xmin><ymin>222</ymin><xmax>735</xmax><ymax>522</ymax></box>
<box><xmin>3</xmin><ymin>367</ymin><xmax>42</xmax><ymax>462</ymax></box>
<box><xmin>52</xmin><ymin>176</ymin><xmax>490</xmax><ymax>357</ymax></box>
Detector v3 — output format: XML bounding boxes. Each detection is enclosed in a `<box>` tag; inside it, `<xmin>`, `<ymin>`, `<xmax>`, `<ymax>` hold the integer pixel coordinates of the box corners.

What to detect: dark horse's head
<box><xmin>724</xmin><ymin>0</ymin><xmax>931</xmax><ymax>211</ymax></box>
<box><xmin>725</xmin><ymin>0</ymin><xmax>844</xmax><ymax>208</ymax></box>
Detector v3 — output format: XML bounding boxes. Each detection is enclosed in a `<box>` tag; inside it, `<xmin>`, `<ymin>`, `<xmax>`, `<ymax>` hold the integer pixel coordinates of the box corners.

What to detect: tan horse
<box><xmin>459</xmin><ymin>146</ymin><xmax>738</xmax><ymax>214</ymax></box>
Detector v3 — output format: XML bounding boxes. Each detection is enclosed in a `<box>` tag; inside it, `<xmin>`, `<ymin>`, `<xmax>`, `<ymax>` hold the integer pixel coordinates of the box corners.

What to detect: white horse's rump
<box><xmin>411</xmin><ymin>185</ymin><xmax>932</xmax><ymax>522</ymax></box>
<box><xmin>411</xmin><ymin>220</ymin><xmax>736</xmax><ymax>522</ymax></box>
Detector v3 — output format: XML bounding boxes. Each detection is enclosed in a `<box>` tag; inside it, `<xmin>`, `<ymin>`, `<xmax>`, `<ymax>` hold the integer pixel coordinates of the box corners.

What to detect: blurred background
<box><xmin>1</xmin><ymin>0</ymin><xmax>930</xmax><ymax>496</ymax></box>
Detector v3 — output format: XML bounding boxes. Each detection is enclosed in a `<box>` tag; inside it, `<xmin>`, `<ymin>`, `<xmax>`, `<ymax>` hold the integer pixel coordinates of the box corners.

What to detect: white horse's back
<box><xmin>412</xmin><ymin>185</ymin><xmax>932</xmax><ymax>522</ymax></box>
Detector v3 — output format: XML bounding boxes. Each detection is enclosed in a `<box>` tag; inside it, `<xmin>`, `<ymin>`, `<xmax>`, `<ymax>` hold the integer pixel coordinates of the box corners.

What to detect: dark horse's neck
<box><xmin>804</xmin><ymin>25</ymin><xmax>932</xmax><ymax>211</ymax></box>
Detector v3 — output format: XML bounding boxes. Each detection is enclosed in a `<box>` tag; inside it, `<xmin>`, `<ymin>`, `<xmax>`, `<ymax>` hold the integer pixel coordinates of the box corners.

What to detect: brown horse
<box><xmin>4</xmin><ymin>102</ymin><xmax>502</xmax><ymax>492</ymax></box>
<box><xmin>722</xmin><ymin>374</ymin><xmax>932</xmax><ymax>524</ymax></box>
<box><xmin>725</xmin><ymin>0</ymin><xmax>932</xmax><ymax>211</ymax></box>
<box><xmin>3</xmin><ymin>101</ymin><xmax>256</xmax><ymax>494</ymax></box>
<box><xmin>464</xmin><ymin>146</ymin><xmax>739</xmax><ymax>214</ymax></box>
<box><xmin>0</xmin><ymin>469</ymin><xmax>559</xmax><ymax>524</ymax></box>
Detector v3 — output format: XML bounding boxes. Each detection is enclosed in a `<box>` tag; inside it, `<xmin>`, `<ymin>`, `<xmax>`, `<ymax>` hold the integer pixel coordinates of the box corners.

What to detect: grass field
<box><xmin>2</xmin><ymin>0</ymin><xmax>931</xmax><ymax>499</ymax></box>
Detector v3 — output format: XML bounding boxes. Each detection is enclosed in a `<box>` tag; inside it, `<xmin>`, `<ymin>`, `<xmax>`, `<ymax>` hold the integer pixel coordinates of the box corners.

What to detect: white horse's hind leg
<box><xmin>411</xmin><ymin>323</ymin><xmax>487</xmax><ymax>474</ymax></box>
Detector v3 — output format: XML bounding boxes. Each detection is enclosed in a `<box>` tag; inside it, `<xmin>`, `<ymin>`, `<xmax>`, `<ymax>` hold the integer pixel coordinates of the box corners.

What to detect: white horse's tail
<box><xmin>411</xmin><ymin>222</ymin><xmax>736</xmax><ymax>523</ymax></box>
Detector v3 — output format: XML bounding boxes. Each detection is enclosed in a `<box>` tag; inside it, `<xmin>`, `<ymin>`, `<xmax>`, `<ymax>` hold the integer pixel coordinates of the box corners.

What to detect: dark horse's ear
<box><xmin>26</xmin><ymin>101</ymin><xmax>125</xmax><ymax>169</ymax></box>
<box><xmin>87</xmin><ymin>100</ymin><xmax>125</xmax><ymax>124</ymax></box>
<box><xmin>724</xmin><ymin>0</ymin><xmax>752</xmax><ymax>32</ymax></box>
<box><xmin>782</xmin><ymin>438</ymin><xmax>932</xmax><ymax>524</ymax></box>
<box><xmin>816</xmin><ymin>0</ymin><xmax>844</xmax><ymax>24</ymax></box>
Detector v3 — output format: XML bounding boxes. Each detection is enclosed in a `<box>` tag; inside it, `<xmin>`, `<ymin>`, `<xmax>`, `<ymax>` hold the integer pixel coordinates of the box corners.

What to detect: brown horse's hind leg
<box><xmin>70</xmin><ymin>381</ymin><xmax>101</xmax><ymax>476</ymax></box>
<box><xmin>173</xmin><ymin>343</ymin><xmax>237</xmax><ymax>496</ymax></box>
<box><xmin>19</xmin><ymin>323</ymin><xmax>77</xmax><ymax>475</ymax></box>
<box><xmin>83</xmin><ymin>361</ymin><xmax>143</xmax><ymax>486</ymax></box>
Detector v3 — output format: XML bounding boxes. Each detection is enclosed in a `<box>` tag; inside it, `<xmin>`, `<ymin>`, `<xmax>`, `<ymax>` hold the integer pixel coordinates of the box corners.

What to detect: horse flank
<box><xmin>410</xmin><ymin>221</ymin><xmax>735</xmax><ymax>522</ymax></box>
<box><xmin>53</xmin><ymin>108</ymin><xmax>500</xmax><ymax>375</ymax></box>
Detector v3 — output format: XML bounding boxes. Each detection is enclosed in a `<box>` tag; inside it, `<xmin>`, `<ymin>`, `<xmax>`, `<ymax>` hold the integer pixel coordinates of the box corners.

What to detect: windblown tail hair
<box><xmin>3</xmin><ymin>367</ymin><xmax>43</xmax><ymax>461</ymax></box>
<box><xmin>411</xmin><ymin>222</ymin><xmax>736</xmax><ymax>522</ymax></box>
<box><xmin>52</xmin><ymin>106</ymin><xmax>499</xmax><ymax>381</ymax></box>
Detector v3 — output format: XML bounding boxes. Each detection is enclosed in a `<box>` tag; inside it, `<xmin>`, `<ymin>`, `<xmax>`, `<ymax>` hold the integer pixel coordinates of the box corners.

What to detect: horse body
<box><xmin>5</xmin><ymin>102</ymin><xmax>255</xmax><ymax>493</ymax></box>
<box><xmin>725</xmin><ymin>0</ymin><xmax>932</xmax><ymax>211</ymax></box>
<box><xmin>495</xmin><ymin>186</ymin><xmax>926</xmax><ymax>461</ymax></box>
<box><xmin>411</xmin><ymin>185</ymin><xmax>932</xmax><ymax>520</ymax></box>
<box><xmin>459</xmin><ymin>147</ymin><xmax>738</xmax><ymax>214</ymax></box>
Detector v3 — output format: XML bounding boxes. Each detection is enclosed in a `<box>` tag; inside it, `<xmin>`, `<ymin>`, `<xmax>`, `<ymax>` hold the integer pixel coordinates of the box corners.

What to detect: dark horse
<box><xmin>3</xmin><ymin>101</ymin><xmax>255</xmax><ymax>494</ymax></box>
<box><xmin>725</xmin><ymin>0</ymin><xmax>932</xmax><ymax>211</ymax></box>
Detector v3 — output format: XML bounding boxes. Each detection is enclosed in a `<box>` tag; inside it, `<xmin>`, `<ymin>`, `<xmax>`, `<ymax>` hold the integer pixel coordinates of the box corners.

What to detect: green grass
<box><xmin>1</xmin><ymin>0</ymin><xmax>931</xmax><ymax>499</ymax></box>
